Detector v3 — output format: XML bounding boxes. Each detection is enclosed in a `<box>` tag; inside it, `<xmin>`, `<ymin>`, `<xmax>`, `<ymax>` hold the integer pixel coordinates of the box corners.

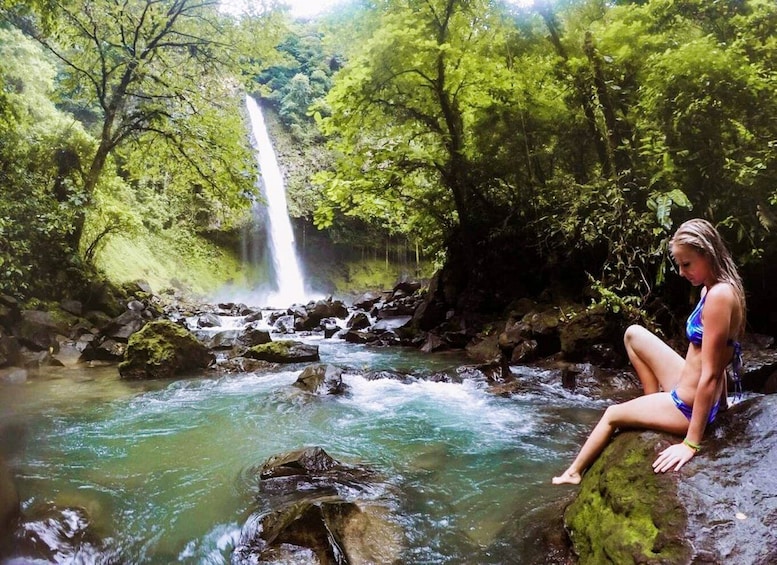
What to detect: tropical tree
<box><xmin>3</xmin><ymin>0</ymin><xmax>259</xmax><ymax>251</ymax></box>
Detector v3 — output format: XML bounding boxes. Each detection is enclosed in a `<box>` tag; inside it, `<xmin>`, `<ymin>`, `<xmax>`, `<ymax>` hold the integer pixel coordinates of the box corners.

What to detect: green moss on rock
<box><xmin>119</xmin><ymin>320</ymin><xmax>213</xmax><ymax>379</ymax></box>
<box><xmin>564</xmin><ymin>431</ymin><xmax>690</xmax><ymax>564</ymax></box>
<box><xmin>245</xmin><ymin>340</ymin><xmax>319</xmax><ymax>363</ymax></box>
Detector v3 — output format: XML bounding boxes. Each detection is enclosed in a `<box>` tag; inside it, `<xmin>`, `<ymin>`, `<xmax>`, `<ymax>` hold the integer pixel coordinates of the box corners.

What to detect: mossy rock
<box><xmin>564</xmin><ymin>431</ymin><xmax>690</xmax><ymax>564</ymax></box>
<box><xmin>119</xmin><ymin>320</ymin><xmax>213</xmax><ymax>379</ymax></box>
<box><xmin>245</xmin><ymin>340</ymin><xmax>319</xmax><ymax>363</ymax></box>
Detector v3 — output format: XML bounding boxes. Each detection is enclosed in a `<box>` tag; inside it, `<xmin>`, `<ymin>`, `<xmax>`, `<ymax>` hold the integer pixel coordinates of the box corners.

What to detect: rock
<box><xmin>9</xmin><ymin>503</ymin><xmax>106</xmax><ymax>562</ymax></box>
<box><xmin>344</xmin><ymin>330</ymin><xmax>378</xmax><ymax>344</ymax></box>
<box><xmin>118</xmin><ymin>320</ymin><xmax>213</xmax><ymax>379</ymax></box>
<box><xmin>420</xmin><ymin>333</ymin><xmax>446</xmax><ymax>353</ymax></box>
<box><xmin>245</xmin><ymin>340</ymin><xmax>320</xmax><ymax>363</ymax></box>
<box><xmin>559</xmin><ymin>305</ymin><xmax>620</xmax><ymax>364</ymax></box>
<box><xmin>294</xmin><ymin>364</ymin><xmax>348</xmax><ymax>395</ymax></box>
<box><xmin>15</xmin><ymin>310</ymin><xmax>72</xmax><ymax>351</ymax></box>
<box><xmin>347</xmin><ymin>312</ymin><xmax>371</xmax><ymax>331</ymax></box>
<box><xmin>304</xmin><ymin>299</ymin><xmax>348</xmax><ymax>329</ymax></box>
<box><xmin>79</xmin><ymin>338</ymin><xmax>126</xmax><ymax>362</ymax></box>
<box><xmin>465</xmin><ymin>332</ymin><xmax>501</xmax><ymax>364</ymax></box>
<box><xmin>352</xmin><ymin>291</ymin><xmax>381</xmax><ymax>310</ymax></box>
<box><xmin>564</xmin><ymin>395</ymin><xmax>777</xmax><ymax>564</ymax></box>
<box><xmin>236</xmin><ymin>326</ymin><xmax>272</xmax><ymax>348</ymax></box>
<box><xmin>371</xmin><ymin>316</ymin><xmax>412</xmax><ymax>333</ymax></box>
<box><xmin>0</xmin><ymin>330</ymin><xmax>21</xmax><ymax>367</ymax></box>
<box><xmin>59</xmin><ymin>299</ymin><xmax>83</xmax><ymax>316</ymax></box>
<box><xmin>196</xmin><ymin>313</ymin><xmax>221</xmax><ymax>328</ymax></box>
<box><xmin>234</xmin><ymin>447</ymin><xmax>404</xmax><ymax>565</ymax></box>
<box><xmin>273</xmin><ymin>314</ymin><xmax>296</xmax><ymax>334</ymax></box>
<box><xmin>0</xmin><ymin>456</ymin><xmax>19</xmax><ymax>544</ymax></box>
<box><xmin>102</xmin><ymin>309</ymin><xmax>146</xmax><ymax>341</ymax></box>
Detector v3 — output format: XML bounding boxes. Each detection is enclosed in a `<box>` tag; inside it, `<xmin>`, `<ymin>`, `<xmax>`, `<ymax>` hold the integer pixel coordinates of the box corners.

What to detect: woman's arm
<box><xmin>685</xmin><ymin>283</ymin><xmax>736</xmax><ymax>445</ymax></box>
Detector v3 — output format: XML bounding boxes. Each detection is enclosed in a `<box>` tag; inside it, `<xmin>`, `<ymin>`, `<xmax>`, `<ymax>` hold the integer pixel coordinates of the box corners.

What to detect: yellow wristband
<box><xmin>683</xmin><ymin>438</ymin><xmax>701</xmax><ymax>452</ymax></box>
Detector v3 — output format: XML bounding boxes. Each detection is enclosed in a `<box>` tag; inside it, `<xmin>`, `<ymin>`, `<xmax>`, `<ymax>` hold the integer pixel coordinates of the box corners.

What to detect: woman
<box><xmin>552</xmin><ymin>218</ymin><xmax>745</xmax><ymax>485</ymax></box>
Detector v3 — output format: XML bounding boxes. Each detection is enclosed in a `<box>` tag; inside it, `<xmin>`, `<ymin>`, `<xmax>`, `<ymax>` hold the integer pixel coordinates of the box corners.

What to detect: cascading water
<box><xmin>245</xmin><ymin>95</ymin><xmax>306</xmax><ymax>307</ymax></box>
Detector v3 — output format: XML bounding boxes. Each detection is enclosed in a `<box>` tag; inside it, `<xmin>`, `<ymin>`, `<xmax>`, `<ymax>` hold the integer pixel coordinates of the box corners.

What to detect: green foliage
<box><xmin>0</xmin><ymin>27</ymin><xmax>95</xmax><ymax>298</ymax></box>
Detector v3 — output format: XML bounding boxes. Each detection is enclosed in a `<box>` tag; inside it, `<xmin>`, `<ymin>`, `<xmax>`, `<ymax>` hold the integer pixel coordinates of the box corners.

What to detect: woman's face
<box><xmin>671</xmin><ymin>244</ymin><xmax>713</xmax><ymax>287</ymax></box>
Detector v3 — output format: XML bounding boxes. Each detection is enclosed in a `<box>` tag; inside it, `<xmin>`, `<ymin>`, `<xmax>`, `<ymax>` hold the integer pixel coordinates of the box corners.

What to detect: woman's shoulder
<box><xmin>705</xmin><ymin>281</ymin><xmax>738</xmax><ymax>302</ymax></box>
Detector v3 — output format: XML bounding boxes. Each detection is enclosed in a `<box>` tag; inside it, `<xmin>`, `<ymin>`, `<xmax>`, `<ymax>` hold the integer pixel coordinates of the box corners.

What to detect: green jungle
<box><xmin>2</xmin><ymin>0</ymin><xmax>777</xmax><ymax>334</ymax></box>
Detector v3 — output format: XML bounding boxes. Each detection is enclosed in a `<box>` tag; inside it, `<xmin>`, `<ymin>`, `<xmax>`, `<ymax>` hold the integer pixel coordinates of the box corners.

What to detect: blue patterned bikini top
<box><xmin>686</xmin><ymin>293</ymin><xmax>744</xmax><ymax>399</ymax></box>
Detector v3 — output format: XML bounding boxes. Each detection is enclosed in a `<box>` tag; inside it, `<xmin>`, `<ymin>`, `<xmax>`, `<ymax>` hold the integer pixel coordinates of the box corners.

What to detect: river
<box><xmin>0</xmin><ymin>332</ymin><xmax>608</xmax><ymax>564</ymax></box>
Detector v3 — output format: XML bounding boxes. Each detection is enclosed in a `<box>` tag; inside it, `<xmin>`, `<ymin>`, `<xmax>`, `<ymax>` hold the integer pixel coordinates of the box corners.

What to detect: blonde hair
<box><xmin>670</xmin><ymin>218</ymin><xmax>746</xmax><ymax>335</ymax></box>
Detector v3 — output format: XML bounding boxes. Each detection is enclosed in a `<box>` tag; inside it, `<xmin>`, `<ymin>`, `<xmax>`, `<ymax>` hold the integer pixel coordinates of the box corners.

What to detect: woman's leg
<box><xmin>623</xmin><ymin>325</ymin><xmax>685</xmax><ymax>394</ymax></box>
<box><xmin>552</xmin><ymin>392</ymin><xmax>689</xmax><ymax>485</ymax></box>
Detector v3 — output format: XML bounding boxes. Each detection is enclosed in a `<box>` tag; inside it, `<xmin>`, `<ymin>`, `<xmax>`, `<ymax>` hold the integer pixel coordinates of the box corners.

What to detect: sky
<box><xmin>224</xmin><ymin>0</ymin><xmax>535</xmax><ymax>20</ymax></box>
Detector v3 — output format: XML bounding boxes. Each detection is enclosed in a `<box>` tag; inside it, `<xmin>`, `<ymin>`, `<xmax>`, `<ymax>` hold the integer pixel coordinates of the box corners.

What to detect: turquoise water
<box><xmin>0</xmin><ymin>339</ymin><xmax>604</xmax><ymax>563</ymax></box>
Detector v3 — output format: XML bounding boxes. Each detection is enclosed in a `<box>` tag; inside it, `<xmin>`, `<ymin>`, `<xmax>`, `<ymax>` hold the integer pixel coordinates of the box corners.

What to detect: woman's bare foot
<box><xmin>551</xmin><ymin>470</ymin><xmax>582</xmax><ymax>485</ymax></box>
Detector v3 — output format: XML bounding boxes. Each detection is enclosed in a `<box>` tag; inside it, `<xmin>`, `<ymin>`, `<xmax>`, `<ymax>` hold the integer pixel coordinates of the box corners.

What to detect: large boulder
<box><xmin>118</xmin><ymin>320</ymin><xmax>213</xmax><ymax>379</ymax></box>
<box><xmin>15</xmin><ymin>310</ymin><xmax>75</xmax><ymax>351</ymax></box>
<box><xmin>234</xmin><ymin>447</ymin><xmax>404</xmax><ymax>565</ymax></box>
<box><xmin>245</xmin><ymin>340</ymin><xmax>319</xmax><ymax>363</ymax></box>
<box><xmin>563</xmin><ymin>395</ymin><xmax>777</xmax><ymax>564</ymax></box>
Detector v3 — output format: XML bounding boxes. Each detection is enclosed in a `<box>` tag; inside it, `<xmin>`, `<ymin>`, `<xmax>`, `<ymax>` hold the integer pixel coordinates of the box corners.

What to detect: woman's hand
<box><xmin>652</xmin><ymin>442</ymin><xmax>696</xmax><ymax>473</ymax></box>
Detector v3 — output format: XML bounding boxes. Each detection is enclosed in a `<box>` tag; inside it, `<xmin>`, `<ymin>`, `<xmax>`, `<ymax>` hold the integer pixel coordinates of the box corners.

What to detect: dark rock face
<box><xmin>234</xmin><ymin>447</ymin><xmax>404</xmax><ymax>565</ymax></box>
<box><xmin>118</xmin><ymin>320</ymin><xmax>213</xmax><ymax>379</ymax></box>
<box><xmin>564</xmin><ymin>395</ymin><xmax>777</xmax><ymax>564</ymax></box>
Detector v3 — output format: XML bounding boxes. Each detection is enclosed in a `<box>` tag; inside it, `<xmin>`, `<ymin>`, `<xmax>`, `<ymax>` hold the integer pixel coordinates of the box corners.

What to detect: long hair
<box><xmin>670</xmin><ymin>218</ymin><xmax>746</xmax><ymax>335</ymax></box>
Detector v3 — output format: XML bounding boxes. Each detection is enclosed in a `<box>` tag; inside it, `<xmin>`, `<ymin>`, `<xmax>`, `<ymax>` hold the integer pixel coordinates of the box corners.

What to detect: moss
<box><xmin>95</xmin><ymin>226</ymin><xmax>255</xmax><ymax>297</ymax></box>
<box><xmin>119</xmin><ymin>320</ymin><xmax>212</xmax><ymax>379</ymax></box>
<box><xmin>249</xmin><ymin>340</ymin><xmax>294</xmax><ymax>358</ymax></box>
<box><xmin>565</xmin><ymin>431</ymin><xmax>691</xmax><ymax>564</ymax></box>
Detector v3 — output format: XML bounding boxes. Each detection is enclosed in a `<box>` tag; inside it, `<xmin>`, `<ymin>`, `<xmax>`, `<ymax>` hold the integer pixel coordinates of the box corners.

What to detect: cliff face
<box><xmin>564</xmin><ymin>395</ymin><xmax>777</xmax><ymax>564</ymax></box>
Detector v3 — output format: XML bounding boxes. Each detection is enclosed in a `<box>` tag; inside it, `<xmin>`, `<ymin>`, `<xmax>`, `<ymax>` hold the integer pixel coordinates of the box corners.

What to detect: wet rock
<box><xmin>118</xmin><ymin>320</ymin><xmax>213</xmax><ymax>379</ymax></box>
<box><xmin>420</xmin><ymin>333</ymin><xmax>446</xmax><ymax>353</ymax></box>
<box><xmin>294</xmin><ymin>364</ymin><xmax>348</xmax><ymax>395</ymax></box>
<box><xmin>372</xmin><ymin>316</ymin><xmax>411</xmax><ymax>333</ymax></box>
<box><xmin>273</xmin><ymin>314</ymin><xmax>296</xmax><ymax>334</ymax></box>
<box><xmin>564</xmin><ymin>395</ymin><xmax>777</xmax><ymax>564</ymax></box>
<box><xmin>347</xmin><ymin>312</ymin><xmax>371</xmax><ymax>331</ymax></box>
<box><xmin>15</xmin><ymin>310</ymin><xmax>73</xmax><ymax>351</ymax></box>
<box><xmin>235</xmin><ymin>447</ymin><xmax>404</xmax><ymax>565</ymax></box>
<box><xmin>344</xmin><ymin>330</ymin><xmax>378</xmax><ymax>344</ymax></box>
<box><xmin>352</xmin><ymin>291</ymin><xmax>381</xmax><ymax>310</ymax></box>
<box><xmin>245</xmin><ymin>340</ymin><xmax>319</xmax><ymax>363</ymax></box>
<box><xmin>8</xmin><ymin>503</ymin><xmax>110</xmax><ymax>563</ymax></box>
<box><xmin>0</xmin><ymin>330</ymin><xmax>21</xmax><ymax>368</ymax></box>
<box><xmin>196</xmin><ymin>313</ymin><xmax>221</xmax><ymax>328</ymax></box>
<box><xmin>559</xmin><ymin>305</ymin><xmax>621</xmax><ymax>365</ymax></box>
<box><xmin>79</xmin><ymin>338</ymin><xmax>126</xmax><ymax>362</ymax></box>
<box><xmin>102</xmin><ymin>309</ymin><xmax>146</xmax><ymax>341</ymax></box>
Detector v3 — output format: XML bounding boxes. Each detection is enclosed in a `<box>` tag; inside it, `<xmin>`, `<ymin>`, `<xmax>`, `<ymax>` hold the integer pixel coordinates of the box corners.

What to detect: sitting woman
<box><xmin>552</xmin><ymin>218</ymin><xmax>745</xmax><ymax>485</ymax></box>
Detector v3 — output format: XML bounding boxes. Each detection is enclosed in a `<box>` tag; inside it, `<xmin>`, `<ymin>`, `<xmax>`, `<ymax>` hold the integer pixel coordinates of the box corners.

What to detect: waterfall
<box><xmin>245</xmin><ymin>95</ymin><xmax>306</xmax><ymax>307</ymax></box>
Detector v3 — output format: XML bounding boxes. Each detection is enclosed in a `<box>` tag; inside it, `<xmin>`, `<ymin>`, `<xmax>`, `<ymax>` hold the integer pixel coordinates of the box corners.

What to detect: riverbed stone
<box><xmin>564</xmin><ymin>395</ymin><xmax>777</xmax><ymax>564</ymax></box>
<box><xmin>118</xmin><ymin>320</ymin><xmax>213</xmax><ymax>379</ymax></box>
<box><xmin>244</xmin><ymin>340</ymin><xmax>319</xmax><ymax>363</ymax></box>
<box><xmin>234</xmin><ymin>447</ymin><xmax>404</xmax><ymax>565</ymax></box>
<box><xmin>294</xmin><ymin>363</ymin><xmax>347</xmax><ymax>395</ymax></box>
